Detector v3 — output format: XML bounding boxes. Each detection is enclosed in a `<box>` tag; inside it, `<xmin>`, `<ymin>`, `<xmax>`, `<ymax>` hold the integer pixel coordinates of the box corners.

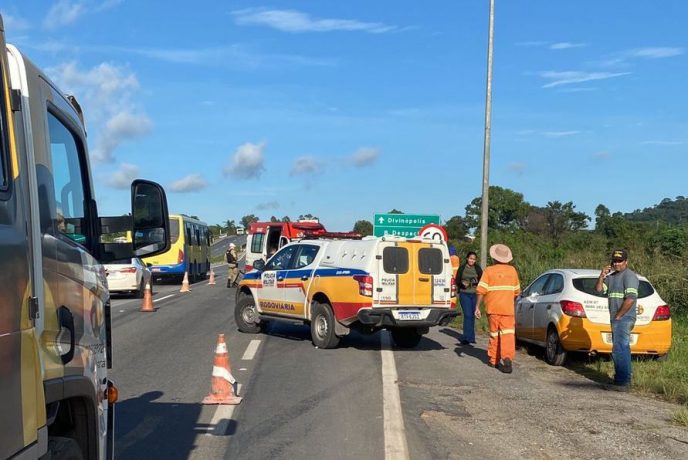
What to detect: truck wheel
<box><xmin>311</xmin><ymin>302</ymin><xmax>340</xmax><ymax>349</ymax></box>
<box><xmin>48</xmin><ymin>437</ymin><xmax>83</xmax><ymax>460</ymax></box>
<box><xmin>235</xmin><ymin>295</ymin><xmax>261</xmax><ymax>333</ymax></box>
<box><xmin>545</xmin><ymin>326</ymin><xmax>567</xmax><ymax>366</ymax></box>
<box><xmin>391</xmin><ymin>328</ymin><xmax>423</xmax><ymax>348</ymax></box>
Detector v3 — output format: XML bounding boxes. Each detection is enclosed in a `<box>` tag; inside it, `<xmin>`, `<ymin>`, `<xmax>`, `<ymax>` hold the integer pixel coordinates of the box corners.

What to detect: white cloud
<box><xmin>350</xmin><ymin>147</ymin><xmax>380</xmax><ymax>167</ymax></box>
<box><xmin>92</xmin><ymin>112</ymin><xmax>152</xmax><ymax>162</ymax></box>
<box><xmin>232</xmin><ymin>8</ymin><xmax>396</xmax><ymax>34</ymax></box>
<box><xmin>1</xmin><ymin>11</ymin><xmax>31</xmax><ymax>31</ymax></box>
<box><xmin>550</xmin><ymin>42</ymin><xmax>586</xmax><ymax>50</ymax></box>
<box><xmin>43</xmin><ymin>0</ymin><xmax>123</xmax><ymax>29</ymax></box>
<box><xmin>106</xmin><ymin>163</ymin><xmax>139</xmax><ymax>189</ymax></box>
<box><xmin>170</xmin><ymin>174</ymin><xmax>208</xmax><ymax>193</ymax></box>
<box><xmin>539</xmin><ymin>70</ymin><xmax>631</xmax><ymax>88</ymax></box>
<box><xmin>290</xmin><ymin>155</ymin><xmax>323</xmax><ymax>176</ymax></box>
<box><xmin>543</xmin><ymin>130</ymin><xmax>581</xmax><ymax>137</ymax></box>
<box><xmin>628</xmin><ymin>47</ymin><xmax>684</xmax><ymax>59</ymax></box>
<box><xmin>224</xmin><ymin>142</ymin><xmax>266</xmax><ymax>180</ymax></box>
<box><xmin>256</xmin><ymin>201</ymin><xmax>280</xmax><ymax>210</ymax></box>
<box><xmin>43</xmin><ymin>0</ymin><xmax>86</xmax><ymax>29</ymax></box>
<box><xmin>47</xmin><ymin>61</ymin><xmax>150</xmax><ymax>163</ymax></box>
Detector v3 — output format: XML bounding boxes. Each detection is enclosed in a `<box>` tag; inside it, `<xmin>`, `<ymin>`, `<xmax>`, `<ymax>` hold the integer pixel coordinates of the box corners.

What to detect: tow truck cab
<box><xmin>244</xmin><ymin>220</ymin><xmax>359</xmax><ymax>271</ymax></box>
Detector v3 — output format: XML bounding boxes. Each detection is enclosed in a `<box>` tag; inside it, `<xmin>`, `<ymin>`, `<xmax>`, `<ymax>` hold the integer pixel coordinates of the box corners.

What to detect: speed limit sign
<box><xmin>418</xmin><ymin>223</ymin><xmax>448</xmax><ymax>242</ymax></box>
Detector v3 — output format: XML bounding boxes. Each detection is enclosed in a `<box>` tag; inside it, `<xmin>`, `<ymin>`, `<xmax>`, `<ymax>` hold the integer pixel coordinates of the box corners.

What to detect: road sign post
<box><xmin>373</xmin><ymin>213</ymin><xmax>440</xmax><ymax>238</ymax></box>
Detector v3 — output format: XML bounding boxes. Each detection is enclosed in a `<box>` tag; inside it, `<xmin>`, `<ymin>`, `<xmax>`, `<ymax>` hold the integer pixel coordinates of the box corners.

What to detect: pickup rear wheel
<box><xmin>235</xmin><ymin>295</ymin><xmax>261</xmax><ymax>334</ymax></box>
<box><xmin>391</xmin><ymin>328</ymin><xmax>423</xmax><ymax>348</ymax></box>
<box><xmin>311</xmin><ymin>302</ymin><xmax>340</xmax><ymax>349</ymax></box>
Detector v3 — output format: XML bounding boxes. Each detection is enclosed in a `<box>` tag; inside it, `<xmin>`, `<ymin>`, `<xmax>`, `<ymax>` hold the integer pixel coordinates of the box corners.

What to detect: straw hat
<box><xmin>489</xmin><ymin>244</ymin><xmax>513</xmax><ymax>263</ymax></box>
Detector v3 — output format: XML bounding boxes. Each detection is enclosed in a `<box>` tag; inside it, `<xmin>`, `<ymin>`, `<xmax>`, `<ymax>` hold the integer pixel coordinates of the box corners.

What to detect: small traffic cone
<box><xmin>202</xmin><ymin>334</ymin><xmax>242</xmax><ymax>405</ymax></box>
<box><xmin>180</xmin><ymin>271</ymin><xmax>191</xmax><ymax>293</ymax></box>
<box><xmin>140</xmin><ymin>281</ymin><xmax>155</xmax><ymax>312</ymax></box>
<box><xmin>208</xmin><ymin>270</ymin><xmax>216</xmax><ymax>286</ymax></box>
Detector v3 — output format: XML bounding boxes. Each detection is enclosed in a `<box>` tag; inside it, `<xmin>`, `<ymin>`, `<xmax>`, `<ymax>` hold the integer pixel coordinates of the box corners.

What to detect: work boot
<box><xmin>499</xmin><ymin>358</ymin><xmax>513</xmax><ymax>374</ymax></box>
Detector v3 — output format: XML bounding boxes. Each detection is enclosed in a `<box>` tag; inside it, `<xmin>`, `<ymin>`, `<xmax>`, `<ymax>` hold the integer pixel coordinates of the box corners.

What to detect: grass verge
<box><xmin>452</xmin><ymin>303</ymin><xmax>688</xmax><ymax>418</ymax></box>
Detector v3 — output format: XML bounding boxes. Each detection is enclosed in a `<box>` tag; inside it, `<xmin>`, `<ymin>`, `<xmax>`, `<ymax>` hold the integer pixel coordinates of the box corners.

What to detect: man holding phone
<box><xmin>595</xmin><ymin>249</ymin><xmax>639</xmax><ymax>390</ymax></box>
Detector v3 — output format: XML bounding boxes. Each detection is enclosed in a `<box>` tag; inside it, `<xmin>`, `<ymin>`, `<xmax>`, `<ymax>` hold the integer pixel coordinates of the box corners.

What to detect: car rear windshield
<box><xmin>572</xmin><ymin>277</ymin><xmax>655</xmax><ymax>299</ymax></box>
<box><xmin>383</xmin><ymin>247</ymin><xmax>409</xmax><ymax>274</ymax></box>
<box><xmin>418</xmin><ymin>248</ymin><xmax>443</xmax><ymax>275</ymax></box>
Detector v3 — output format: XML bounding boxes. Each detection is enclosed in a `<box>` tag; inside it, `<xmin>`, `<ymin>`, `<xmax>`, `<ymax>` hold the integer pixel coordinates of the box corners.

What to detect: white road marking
<box><xmin>241</xmin><ymin>340</ymin><xmax>261</xmax><ymax>360</ymax></box>
<box><xmin>381</xmin><ymin>332</ymin><xmax>410</xmax><ymax>460</ymax></box>
<box><xmin>153</xmin><ymin>294</ymin><xmax>174</xmax><ymax>303</ymax></box>
<box><xmin>205</xmin><ymin>384</ymin><xmax>243</xmax><ymax>436</ymax></box>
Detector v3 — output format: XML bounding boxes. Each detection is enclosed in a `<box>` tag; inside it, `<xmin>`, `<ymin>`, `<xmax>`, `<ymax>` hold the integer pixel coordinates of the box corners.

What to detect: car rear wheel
<box><xmin>135</xmin><ymin>278</ymin><xmax>145</xmax><ymax>299</ymax></box>
<box><xmin>545</xmin><ymin>326</ymin><xmax>567</xmax><ymax>366</ymax></box>
<box><xmin>311</xmin><ymin>302</ymin><xmax>340</xmax><ymax>349</ymax></box>
<box><xmin>235</xmin><ymin>295</ymin><xmax>261</xmax><ymax>333</ymax></box>
<box><xmin>391</xmin><ymin>328</ymin><xmax>423</xmax><ymax>348</ymax></box>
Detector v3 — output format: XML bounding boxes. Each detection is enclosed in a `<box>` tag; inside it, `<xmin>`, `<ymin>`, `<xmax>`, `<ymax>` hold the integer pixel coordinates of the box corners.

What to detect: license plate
<box><xmin>602</xmin><ymin>333</ymin><xmax>638</xmax><ymax>346</ymax></box>
<box><xmin>152</xmin><ymin>268</ymin><xmax>161</xmax><ymax>272</ymax></box>
<box><xmin>398</xmin><ymin>310</ymin><xmax>421</xmax><ymax>321</ymax></box>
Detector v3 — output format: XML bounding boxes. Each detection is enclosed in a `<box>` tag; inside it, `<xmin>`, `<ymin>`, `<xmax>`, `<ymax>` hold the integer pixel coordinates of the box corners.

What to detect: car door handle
<box><xmin>418</xmin><ymin>277</ymin><xmax>430</xmax><ymax>282</ymax></box>
<box><xmin>277</xmin><ymin>276</ymin><xmax>284</xmax><ymax>282</ymax></box>
<box><xmin>528</xmin><ymin>305</ymin><xmax>534</xmax><ymax>309</ymax></box>
<box><xmin>547</xmin><ymin>305</ymin><xmax>552</xmax><ymax>310</ymax></box>
<box><xmin>301</xmin><ymin>275</ymin><xmax>309</xmax><ymax>281</ymax></box>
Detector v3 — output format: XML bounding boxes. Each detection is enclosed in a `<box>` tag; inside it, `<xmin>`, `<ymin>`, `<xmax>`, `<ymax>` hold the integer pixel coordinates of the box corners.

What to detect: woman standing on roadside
<box><xmin>457</xmin><ymin>251</ymin><xmax>482</xmax><ymax>345</ymax></box>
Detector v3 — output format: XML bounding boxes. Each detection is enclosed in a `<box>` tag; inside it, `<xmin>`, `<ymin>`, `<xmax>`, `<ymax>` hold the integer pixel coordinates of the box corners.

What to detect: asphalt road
<box><xmin>109</xmin><ymin>266</ymin><xmax>688</xmax><ymax>460</ymax></box>
<box><xmin>210</xmin><ymin>235</ymin><xmax>247</xmax><ymax>260</ymax></box>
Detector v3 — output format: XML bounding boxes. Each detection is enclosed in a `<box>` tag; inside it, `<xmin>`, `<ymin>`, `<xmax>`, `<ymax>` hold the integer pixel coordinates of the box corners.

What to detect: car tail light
<box><xmin>353</xmin><ymin>275</ymin><xmax>373</xmax><ymax>297</ymax></box>
<box><xmin>177</xmin><ymin>249</ymin><xmax>184</xmax><ymax>264</ymax></box>
<box><xmin>119</xmin><ymin>267</ymin><xmax>137</xmax><ymax>273</ymax></box>
<box><xmin>451</xmin><ymin>277</ymin><xmax>457</xmax><ymax>298</ymax></box>
<box><xmin>652</xmin><ymin>305</ymin><xmax>671</xmax><ymax>321</ymax></box>
<box><xmin>561</xmin><ymin>300</ymin><xmax>586</xmax><ymax>318</ymax></box>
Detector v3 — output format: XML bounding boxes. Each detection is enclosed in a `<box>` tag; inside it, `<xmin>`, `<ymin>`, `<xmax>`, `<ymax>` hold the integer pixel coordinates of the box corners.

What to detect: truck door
<box><xmin>0</xmin><ymin>20</ymin><xmax>45</xmax><ymax>458</ymax></box>
<box><xmin>281</xmin><ymin>244</ymin><xmax>320</xmax><ymax>318</ymax></box>
<box><xmin>376</xmin><ymin>241</ymin><xmax>406</xmax><ymax>305</ymax></box>
<box><xmin>257</xmin><ymin>245</ymin><xmax>297</xmax><ymax>316</ymax></box>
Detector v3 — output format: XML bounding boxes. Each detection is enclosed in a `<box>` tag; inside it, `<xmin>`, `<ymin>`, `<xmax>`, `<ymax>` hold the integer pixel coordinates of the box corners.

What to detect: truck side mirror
<box><xmin>253</xmin><ymin>259</ymin><xmax>266</xmax><ymax>271</ymax></box>
<box><xmin>131</xmin><ymin>180</ymin><xmax>170</xmax><ymax>257</ymax></box>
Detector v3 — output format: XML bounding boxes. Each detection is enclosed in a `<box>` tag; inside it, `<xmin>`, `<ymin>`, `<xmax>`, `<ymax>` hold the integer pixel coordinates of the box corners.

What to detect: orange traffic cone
<box><xmin>202</xmin><ymin>334</ymin><xmax>242</xmax><ymax>405</ymax></box>
<box><xmin>208</xmin><ymin>270</ymin><xmax>216</xmax><ymax>286</ymax></box>
<box><xmin>140</xmin><ymin>281</ymin><xmax>155</xmax><ymax>312</ymax></box>
<box><xmin>180</xmin><ymin>271</ymin><xmax>191</xmax><ymax>293</ymax></box>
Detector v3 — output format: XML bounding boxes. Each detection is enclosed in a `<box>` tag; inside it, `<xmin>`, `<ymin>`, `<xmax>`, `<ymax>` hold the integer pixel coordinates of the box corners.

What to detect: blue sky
<box><xmin>2</xmin><ymin>1</ymin><xmax>686</xmax><ymax>230</ymax></box>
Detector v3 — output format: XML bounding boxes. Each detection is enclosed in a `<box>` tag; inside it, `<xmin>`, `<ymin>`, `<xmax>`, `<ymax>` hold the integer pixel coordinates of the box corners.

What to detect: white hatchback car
<box><xmin>515</xmin><ymin>269</ymin><xmax>672</xmax><ymax>365</ymax></box>
<box><xmin>104</xmin><ymin>257</ymin><xmax>152</xmax><ymax>298</ymax></box>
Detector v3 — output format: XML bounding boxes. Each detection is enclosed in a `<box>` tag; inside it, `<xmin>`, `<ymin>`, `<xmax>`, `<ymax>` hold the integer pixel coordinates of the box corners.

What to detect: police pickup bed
<box><xmin>234</xmin><ymin>236</ymin><xmax>458</xmax><ymax>348</ymax></box>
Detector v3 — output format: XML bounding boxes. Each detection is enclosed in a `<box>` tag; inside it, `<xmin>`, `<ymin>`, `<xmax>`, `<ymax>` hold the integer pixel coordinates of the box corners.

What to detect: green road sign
<box><xmin>373</xmin><ymin>213</ymin><xmax>440</xmax><ymax>237</ymax></box>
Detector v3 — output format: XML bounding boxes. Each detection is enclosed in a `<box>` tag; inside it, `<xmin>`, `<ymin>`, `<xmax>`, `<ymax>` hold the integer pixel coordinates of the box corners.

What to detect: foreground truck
<box><xmin>0</xmin><ymin>17</ymin><xmax>170</xmax><ymax>459</ymax></box>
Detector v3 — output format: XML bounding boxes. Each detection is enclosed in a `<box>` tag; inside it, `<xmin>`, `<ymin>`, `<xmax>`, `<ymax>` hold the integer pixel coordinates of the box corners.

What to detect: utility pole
<box><xmin>480</xmin><ymin>0</ymin><xmax>495</xmax><ymax>266</ymax></box>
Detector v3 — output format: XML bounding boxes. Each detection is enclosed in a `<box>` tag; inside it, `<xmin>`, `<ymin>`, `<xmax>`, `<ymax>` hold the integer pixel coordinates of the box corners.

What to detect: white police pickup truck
<box><xmin>234</xmin><ymin>236</ymin><xmax>458</xmax><ymax>348</ymax></box>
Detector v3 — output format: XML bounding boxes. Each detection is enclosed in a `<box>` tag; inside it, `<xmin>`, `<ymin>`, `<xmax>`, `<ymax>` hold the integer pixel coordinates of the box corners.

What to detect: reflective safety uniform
<box><xmin>476</xmin><ymin>264</ymin><xmax>521</xmax><ymax>365</ymax></box>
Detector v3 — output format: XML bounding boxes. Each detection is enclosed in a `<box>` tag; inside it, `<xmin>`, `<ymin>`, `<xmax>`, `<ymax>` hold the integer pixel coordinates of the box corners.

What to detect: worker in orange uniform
<box><xmin>475</xmin><ymin>244</ymin><xmax>521</xmax><ymax>373</ymax></box>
